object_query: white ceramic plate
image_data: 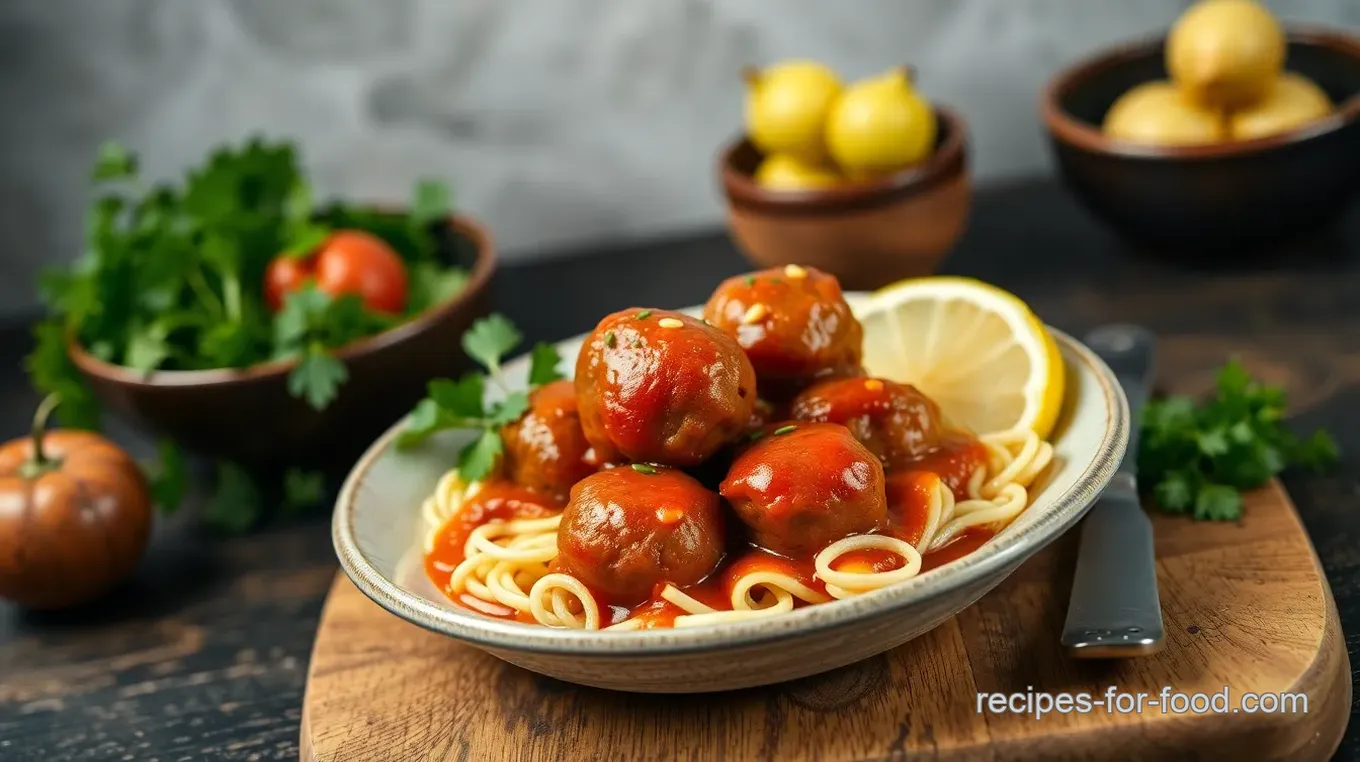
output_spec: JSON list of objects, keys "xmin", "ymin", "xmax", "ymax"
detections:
[{"xmin": 332, "ymin": 299, "xmax": 1128, "ymax": 692}]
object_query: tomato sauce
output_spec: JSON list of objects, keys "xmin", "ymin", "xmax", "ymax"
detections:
[
  {"xmin": 922, "ymin": 530, "xmax": 994, "ymax": 572},
  {"xmin": 900, "ymin": 433, "xmax": 988, "ymax": 496},
  {"xmin": 425, "ymin": 431, "xmax": 1004, "ymax": 628},
  {"xmin": 424, "ymin": 481, "xmax": 561, "ymax": 621}
]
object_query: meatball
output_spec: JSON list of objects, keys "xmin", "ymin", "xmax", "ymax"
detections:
[
  {"xmin": 703, "ymin": 265, "xmax": 863, "ymax": 399},
  {"xmin": 720, "ymin": 422, "xmax": 886, "ymax": 556},
  {"xmin": 575, "ymin": 308, "xmax": 757, "ymax": 466},
  {"xmin": 790, "ymin": 377, "xmax": 950, "ymax": 469},
  {"xmin": 500, "ymin": 380, "xmax": 596, "ymax": 502},
  {"xmin": 556, "ymin": 466, "xmax": 726, "ymax": 603}
]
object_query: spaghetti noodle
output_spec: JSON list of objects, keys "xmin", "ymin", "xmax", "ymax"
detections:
[{"xmin": 421, "ymin": 425, "xmax": 1053, "ymax": 631}]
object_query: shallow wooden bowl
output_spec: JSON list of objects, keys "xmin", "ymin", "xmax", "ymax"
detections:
[
  {"xmin": 1042, "ymin": 29, "xmax": 1360, "ymax": 256},
  {"xmin": 718, "ymin": 108, "xmax": 971, "ymax": 291},
  {"xmin": 331, "ymin": 297, "xmax": 1128, "ymax": 693},
  {"xmin": 69, "ymin": 215, "xmax": 496, "ymax": 467}
]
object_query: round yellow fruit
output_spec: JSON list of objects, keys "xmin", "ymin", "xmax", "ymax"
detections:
[
  {"xmin": 744, "ymin": 60, "xmax": 843, "ymax": 161},
  {"xmin": 1229, "ymin": 72, "xmax": 1334, "ymax": 140},
  {"xmin": 825, "ymin": 67, "xmax": 937, "ymax": 176},
  {"xmin": 753, "ymin": 154, "xmax": 842, "ymax": 191},
  {"xmin": 1166, "ymin": 0, "xmax": 1285, "ymax": 108},
  {"xmin": 1103, "ymin": 81, "xmax": 1227, "ymax": 145},
  {"xmin": 859, "ymin": 277, "xmax": 1065, "ymax": 438}
]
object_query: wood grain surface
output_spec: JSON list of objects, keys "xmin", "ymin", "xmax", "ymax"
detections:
[
  {"xmin": 301, "ymin": 481, "xmax": 1350, "ymax": 762},
  {"xmin": 2, "ymin": 180, "xmax": 1358, "ymax": 760}
]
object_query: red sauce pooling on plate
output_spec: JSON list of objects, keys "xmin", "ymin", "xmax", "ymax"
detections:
[
  {"xmin": 922, "ymin": 530, "xmax": 994, "ymax": 572},
  {"xmin": 424, "ymin": 435, "xmax": 1000, "ymax": 626},
  {"xmin": 424, "ymin": 481, "xmax": 561, "ymax": 620}
]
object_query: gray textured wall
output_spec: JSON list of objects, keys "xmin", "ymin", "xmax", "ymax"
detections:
[{"xmin": 2, "ymin": 0, "xmax": 1356, "ymax": 317}]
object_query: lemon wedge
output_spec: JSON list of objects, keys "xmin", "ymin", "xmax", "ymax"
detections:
[{"xmin": 856, "ymin": 277, "xmax": 1065, "ymax": 437}]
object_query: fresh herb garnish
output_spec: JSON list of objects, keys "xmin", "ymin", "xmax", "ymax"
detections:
[
  {"xmin": 1139, "ymin": 360, "xmax": 1338, "ymax": 521},
  {"xmin": 773, "ymin": 425, "xmax": 797, "ymax": 436},
  {"xmin": 274, "ymin": 285, "xmax": 389, "ymax": 409},
  {"xmin": 635, "ymin": 310, "xmax": 652, "ymax": 320},
  {"xmin": 146, "ymin": 438, "xmax": 187, "ymax": 513},
  {"xmin": 744, "ymin": 276, "xmax": 756, "ymax": 287},
  {"xmin": 398, "ymin": 314, "xmax": 562, "ymax": 482},
  {"xmin": 282, "ymin": 468, "xmax": 327, "ymax": 515},
  {"xmin": 26, "ymin": 137, "xmax": 467, "ymax": 524},
  {"xmin": 204, "ymin": 462, "xmax": 262, "ymax": 533},
  {"xmin": 631, "ymin": 463, "xmax": 658, "ymax": 475},
  {"xmin": 604, "ymin": 331, "xmax": 616, "ymax": 348}
]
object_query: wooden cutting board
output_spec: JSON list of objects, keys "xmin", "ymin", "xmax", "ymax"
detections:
[{"xmin": 300, "ymin": 481, "xmax": 1349, "ymax": 761}]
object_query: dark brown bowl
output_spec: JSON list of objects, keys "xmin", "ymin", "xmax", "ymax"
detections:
[
  {"xmin": 69, "ymin": 215, "xmax": 496, "ymax": 467},
  {"xmin": 1042, "ymin": 29, "xmax": 1360, "ymax": 255},
  {"xmin": 719, "ymin": 106, "xmax": 970, "ymax": 290}
]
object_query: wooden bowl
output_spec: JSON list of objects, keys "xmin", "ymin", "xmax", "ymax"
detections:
[
  {"xmin": 719, "ymin": 107, "xmax": 970, "ymax": 291},
  {"xmin": 331, "ymin": 297, "xmax": 1128, "ymax": 693},
  {"xmin": 1042, "ymin": 29, "xmax": 1360, "ymax": 255},
  {"xmin": 69, "ymin": 215, "xmax": 496, "ymax": 467}
]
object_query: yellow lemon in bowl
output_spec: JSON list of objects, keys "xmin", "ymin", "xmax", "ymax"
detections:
[
  {"xmin": 825, "ymin": 67, "xmax": 937, "ymax": 176},
  {"xmin": 752, "ymin": 154, "xmax": 842, "ymax": 191},
  {"xmin": 744, "ymin": 61, "xmax": 843, "ymax": 162}
]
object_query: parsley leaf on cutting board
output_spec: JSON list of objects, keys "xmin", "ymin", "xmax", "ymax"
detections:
[{"xmin": 1139, "ymin": 360, "xmax": 1338, "ymax": 521}]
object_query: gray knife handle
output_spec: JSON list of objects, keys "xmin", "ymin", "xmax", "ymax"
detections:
[
  {"xmin": 1061, "ymin": 486, "xmax": 1165, "ymax": 656},
  {"xmin": 1062, "ymin": 325, "xmax": 1165, "ymax": 658}
]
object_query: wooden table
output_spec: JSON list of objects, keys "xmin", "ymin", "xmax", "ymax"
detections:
[{"xmin": 1, "ymin": 178, "xmax": 1357, "ymax": 761}]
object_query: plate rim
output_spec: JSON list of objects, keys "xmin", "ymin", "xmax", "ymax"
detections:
[{"xmin": 332, "ymin": 322, "xmax": 1128, "ymax": 657}]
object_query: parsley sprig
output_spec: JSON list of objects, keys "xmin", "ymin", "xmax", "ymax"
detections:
[
  {"xmin": 1139, "ymin": 360, "xmax": 1338, "ymax": 521},
  {"xmin": 398, "ymin": 314, "xmax": 564, "ymax": 482},
  {"xmin": 25, "ymin": 137, "xmax": 469, "ymax": 527}
]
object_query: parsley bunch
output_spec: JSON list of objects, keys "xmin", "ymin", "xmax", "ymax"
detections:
[
  {"xmin": 25, "ymin": 137, "xmax": 469, "ymax": 527},
  {"xmin": 398, "ymin": 314, "xmax": 564, "ymax": 482},
  {"xmin": 1139, "ymin": 360, "xmax": 1338, "ymax": 521}
]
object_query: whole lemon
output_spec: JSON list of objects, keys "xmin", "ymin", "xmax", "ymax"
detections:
[
  {"xmin": 1103, "ymin": 81, "xmax": 1227, "ymax": 145},
  {"xmin": 744, "ymin": 61, "xmax": 843, "ymax": 161},
  {"xmin": 825, "ymin": 67, "xmax": 937, "ymax": 176},
  {"xmin": 1229, "ymin": 72, "xmax": 1333, "ymax": 140},
  {"xmin": 753, "ymin": 154, "xmax": 842, "ymax": 191},
  {"xmin": 1167, "ymin": 0, "xmax": 1285, "ymax": 108}
]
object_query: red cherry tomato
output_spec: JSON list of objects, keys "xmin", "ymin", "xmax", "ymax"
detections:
[
  {"xmin": 263, "ymin": 230, "xmax": 409, "ymax": 314},
  {"xmin": 314, "ymin": 231, "xmax": 408, "ymax": 315},
  {"xmin": 264, "ymin": 255, "xmax": 315, "ymax": 312}
]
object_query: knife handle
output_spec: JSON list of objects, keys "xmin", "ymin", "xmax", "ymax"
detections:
[{"xmin": 1061, "ymin": 481, "xmax": 1165, "ymax": 657}]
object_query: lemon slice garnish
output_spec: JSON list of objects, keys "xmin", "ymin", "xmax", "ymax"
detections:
[{"xmin": 856, "ymin": 277, "xmax": 1065, "ymax": 438}]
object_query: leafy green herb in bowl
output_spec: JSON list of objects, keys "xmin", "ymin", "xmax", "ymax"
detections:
[
  {"xmin": 26, "ymin": 137, "xmax": 497, "ymax": 527},
  {"xmin": 1139, "ymin": 360, "xmax": 1337, "ymax": 521}
]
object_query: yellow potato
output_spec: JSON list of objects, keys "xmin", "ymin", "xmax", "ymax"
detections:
[
  {"xmin": 1166, "ymin": 0, "xmax": 1285, "ymax": 108},
  {"xmin": 1230, "ymin": 73, "xmax": 1334, "ymax": 141},
  {"xmin": 1103, "ymin": 81, "xmax": 1227, "ymax": 145}
]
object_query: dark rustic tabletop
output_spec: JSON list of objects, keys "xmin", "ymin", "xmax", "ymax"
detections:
[{"xmin": 1, "ymin": 178, "xmax": 1358, "ymax": 761}]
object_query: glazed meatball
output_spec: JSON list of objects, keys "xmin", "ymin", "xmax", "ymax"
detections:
[
  {"xmin": 703, "ymin": 266, "xmax": 863, "ymax": 399},
  {"xmin": 790, "ymin": 377, "xmax": 950, "ymax": 469},
  {"xmin": 500, "ymin": 380, "xmax": 596, "ymax": 502},
  {"xmin": 720, "ymin": 422, "xmax": 887, "ymax": 556},
  {"xmin": 575, "ymin": 308, "xmax": 757, "ymax": 466},
  {"xmin": 556, "ymin": 466, "xmax": 726, "ymax": 603}
]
